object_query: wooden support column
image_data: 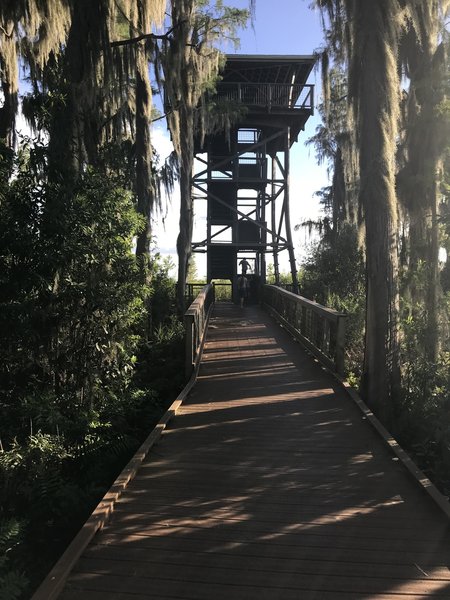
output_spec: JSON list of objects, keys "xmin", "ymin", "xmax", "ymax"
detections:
[
  {"xmin": 284, "ymin": 127, "xmax": 299, "ymax": 294},
  {"xmin": 259, "ymin": 169, "xmax": 266, "ymax": 282}
]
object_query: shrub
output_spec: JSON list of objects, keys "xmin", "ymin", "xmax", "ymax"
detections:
[{"xmin": 300, "ymin": 224, "xmax": 366, "ymax": 378}]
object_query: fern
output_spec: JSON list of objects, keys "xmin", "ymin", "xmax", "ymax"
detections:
[
  {"xmin": 0, "ymin": 519, "xmax": 28, "ymax": 600},
  {"xmin": 0, "ymin": 520, "xmax": 21, "ymax": 554},
  {"xmin": 0, "ymin": 571, "xmax": 27, "ymax": 600},
  {"xmin": 33, "ymin": 469, "xmax": 62, "ymax": 504}
]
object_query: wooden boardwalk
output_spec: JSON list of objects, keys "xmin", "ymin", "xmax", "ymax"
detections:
[{"xmin": 59, "ymin": 303, "xmax": 450, "ymax": 599}]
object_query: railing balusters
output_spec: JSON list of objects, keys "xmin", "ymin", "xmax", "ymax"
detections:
[
  {"xmin": 263, "ymin": 285, "xmax": 347, "ymax": 375},
  {"xmin": 216, "ymin": 83, "xmax": 314, "ymax": 111}
]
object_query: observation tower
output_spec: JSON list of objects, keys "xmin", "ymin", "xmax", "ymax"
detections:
[{"xmin": 192, "ymin": 54, "xmax": 315, "ymax": 295}]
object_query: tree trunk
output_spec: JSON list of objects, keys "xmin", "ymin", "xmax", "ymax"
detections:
[
  {"xmin": 47, "ymin": 0, "xmax": 109, "ymax": 174},
  {"xmin": 426, "ymin": 178, "xmax": 440, "ymax": 361},
  {"xmin": 168, "ymin": 1, "xmax": 196, "ymax": 315},
  {"xmin": 354, "ymin": 1, "xmax": 401, "ymax": 421},
  {"xmin": 331, "ymin": 147, "xmax": 345, "ymax": 238},
  {"xmin": 0, "ymin": 24, "xmax": 18, "ymax": 148},
  {"xmin": 176, "ymin": 114, "xmax": 194, "ymax": 314},
  {"xmin": 135, "ymin": 40, "xmax": 154, "ymax": 261},
  {"xmin": 0, "ymin": 33, "xmax": 18, "ymax": 147}
]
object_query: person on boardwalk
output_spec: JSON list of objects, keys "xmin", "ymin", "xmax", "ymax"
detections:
[{"xmin": 237, "ymin": 274, "xmax": 249, "ymax": 308}]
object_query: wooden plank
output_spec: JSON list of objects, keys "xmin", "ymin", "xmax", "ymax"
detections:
[
  {"xmin": 104, "ymin": 508, "xmax": 448, "ymax": 541},
  {"xmin": 89, "ymin": 531, "xmax": 450, "ymax": 566},
  {"xmin": 61, "ymin": 572, "xmax": 450, "ymax": 599},
  {"xmin": 59, "ymin": 588, "xmax": 450, "ymax": 600},
  {"xmin": 129, "ymin": 459, "xmax": 421, "ymax": 486},
  {"xmin": 70, "ymin": 559, "xmax": 450, "ymax": 595},
  {"xmin": 113, "ymin": 494, "xmax": 441, "ymax": 524},
  {"xmin": 81, "ymin": 546, "xmax": 450, "ymax": 581},
  {"xmin": 90, "ymin": 523, "xmax": 450, "ymax": 556},
  {"xmin": 121, "ymin": 480, "xmax": 437, "ymax": 509},
  {"xmin": 113, "ymin": 498, "xmax": 445, "ymax": 529},
  {"xmin": 73, "ymin": 558, "xmax": 450, "ymax": 594}
]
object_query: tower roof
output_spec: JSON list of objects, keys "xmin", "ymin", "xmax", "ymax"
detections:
[{"xmin": 222, "ymin": 54, "xmax": 315, "ymax": 87}]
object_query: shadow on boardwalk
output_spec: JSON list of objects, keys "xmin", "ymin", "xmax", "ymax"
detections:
[{"xmin": 61, "ymin": 303, "xmax": 450, "ymax": 599}]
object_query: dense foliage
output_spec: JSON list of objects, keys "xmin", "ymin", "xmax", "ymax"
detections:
[
  {"xmin": 0, "ymin": 140, "xmax": 184, "ymax": 597},
  {"xmin": 0, "ymin": 143, "xmax": 146, "ymax": 432}
]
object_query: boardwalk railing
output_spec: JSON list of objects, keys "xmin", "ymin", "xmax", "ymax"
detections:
[
  {"xmin": 185, "ymin": 282, "xmax": 207, "ymax": 305},
  {"xmin": 184, "ymin": 284, "xmax": 215, "ymax": 377},
  {"xmin": 262, "ymin": 284, "xmax": 347, "ymax": 375},
  {"xmin": 185, "ymin": 281, "xmax": 232, "ymax": 304}
]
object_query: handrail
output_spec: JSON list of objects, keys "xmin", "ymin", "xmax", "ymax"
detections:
[
  {"xmin": 262, "ymin": 284, "xmax": 347, "ymax": 375},
  {"xmin": 216, "ymin": 82, "xmax": 314, "ymax": 111},
  {"xmin": 184, "ymin": 283, "xmax": 215, "ymax": 377},
  {"xmin": 185, "ymin": 282, "xmax": 207, "ymax": 305}
]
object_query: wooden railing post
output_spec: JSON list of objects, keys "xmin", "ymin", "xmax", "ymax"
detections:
[{"xmin": 335, "ymin": 315, "xmax": 346, "ymax": 376}]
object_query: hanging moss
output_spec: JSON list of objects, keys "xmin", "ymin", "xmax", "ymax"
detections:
[{"xmin": 160, "ymin": 1, "xmax": 249, "ymax": 311}]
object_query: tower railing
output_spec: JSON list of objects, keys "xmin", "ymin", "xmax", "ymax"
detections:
[{"xmin": 216, "ymin": 83, "xmax": 314, "ymax": 111}]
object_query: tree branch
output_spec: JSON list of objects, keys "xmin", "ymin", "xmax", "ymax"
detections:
[
  {"xmin": 111, "ymin": 32, "xmax": 163, "ymax": 47},
  {"xmin": 110, "ymin": 23, "xmax": 185, "ymax": 48}
]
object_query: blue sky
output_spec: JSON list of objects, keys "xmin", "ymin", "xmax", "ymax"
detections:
[
  {"xmin": 152, "ymin": 0, "xmax": 328, "ymax": 276},
  {"xmin": 229, "ymin": 0, "xmax": 324, "ymax": 56}
]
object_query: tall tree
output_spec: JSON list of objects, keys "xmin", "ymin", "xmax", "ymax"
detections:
[
  {"xmin": 313, "ymin": 0, "xmax": 449, "ymax": 417},
  {"xmin": 350, "ymin": 1, "xmax": 402, "ymax": 419},
  {"xmin": 160, "ymin": 0, "xmax": 249, "ymax": 313},
  {"xmin": 397, "ymin": 0, "xmax": 449, "ymax": 361},
  {"xmin": 313, "ymin": 0, "xmax": 406, "ymax": 417}
]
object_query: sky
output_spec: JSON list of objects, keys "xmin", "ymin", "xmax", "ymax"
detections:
[{"xmin": 153, "ymin": 0, "xmax": 328, "ymax": 278}]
